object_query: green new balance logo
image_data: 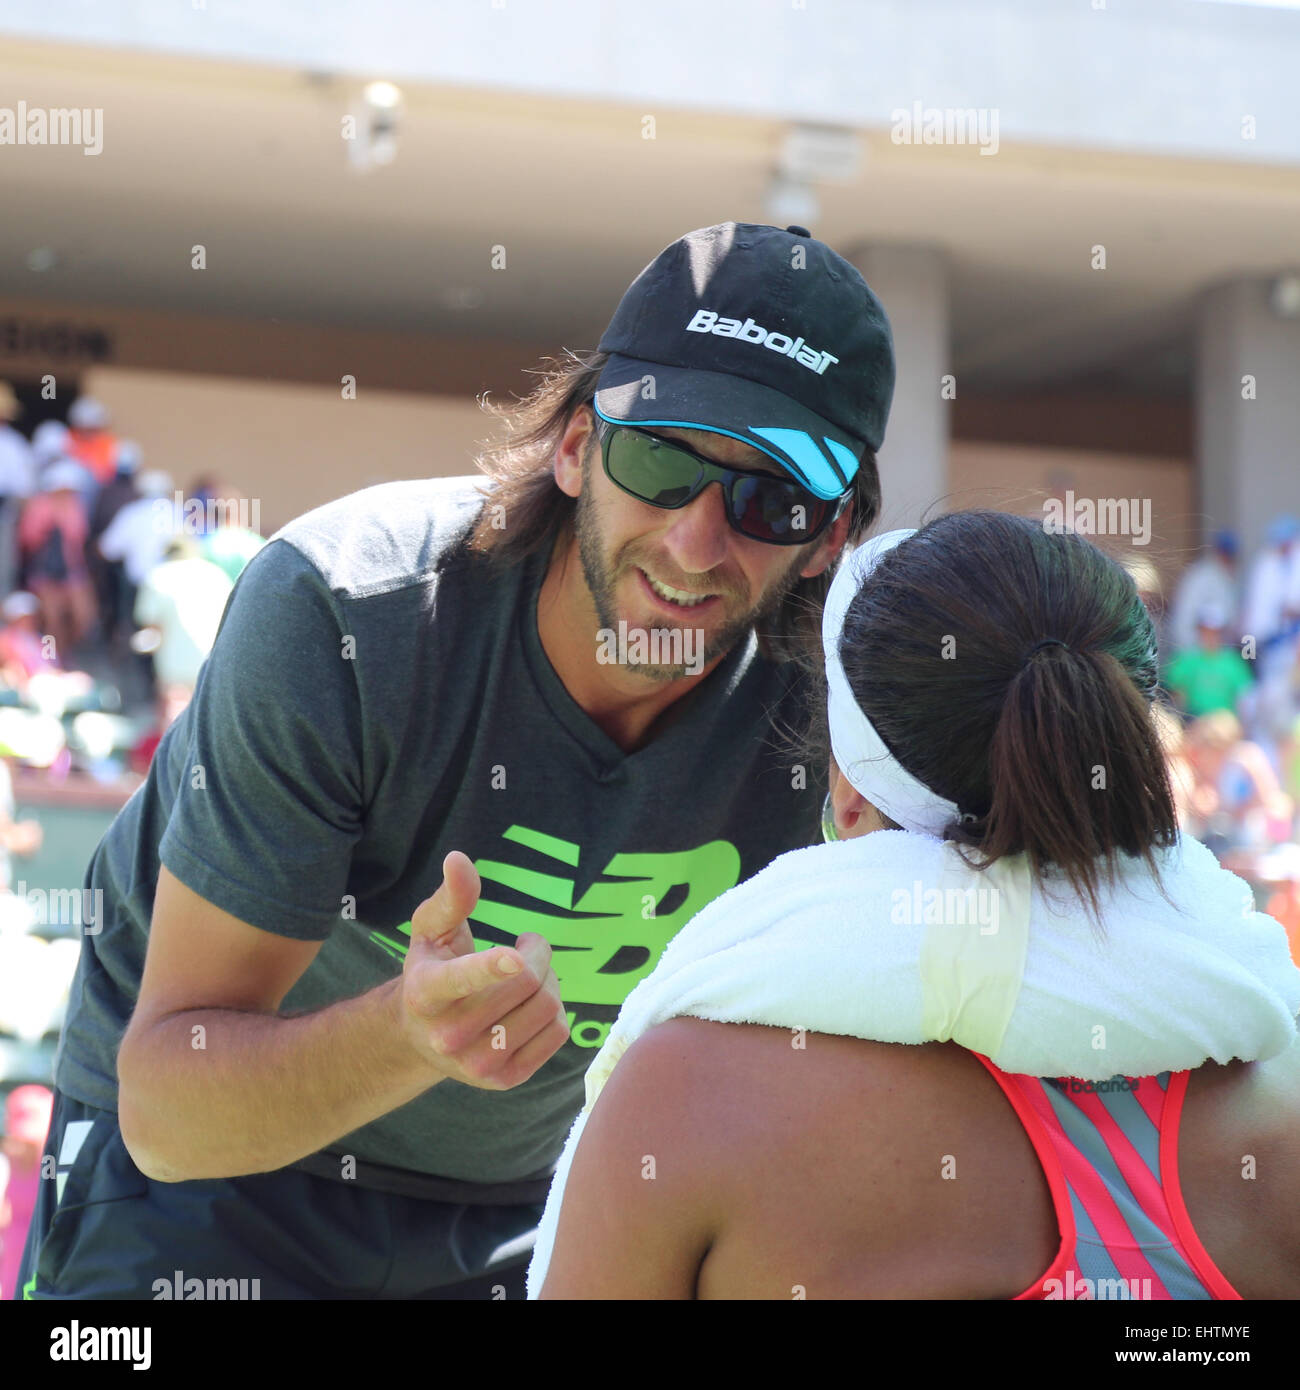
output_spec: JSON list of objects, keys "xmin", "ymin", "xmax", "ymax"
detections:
[{"xmin": 369, "ymin": 824, "xmax": 741, "ymax": 1047}]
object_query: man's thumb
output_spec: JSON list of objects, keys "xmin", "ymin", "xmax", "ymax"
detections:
[{"xmin": 409, "ymin": 851, "xmax": 481, "ymax": 960}]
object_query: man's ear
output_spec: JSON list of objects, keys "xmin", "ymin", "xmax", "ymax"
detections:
[
  {"xmin": 554, "ymin": 406, "xmax": 595, "ymax": 500},
  {"xmin": 799, "ymin": 498, "xmax": 854, "ymax": 580}
]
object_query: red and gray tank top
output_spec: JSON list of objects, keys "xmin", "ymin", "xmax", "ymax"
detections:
[{"xmin": 972, "ymin": 1055, "xmax": 1240, "ymax": 1300}]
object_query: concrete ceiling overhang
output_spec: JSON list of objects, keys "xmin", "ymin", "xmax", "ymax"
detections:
[{"xmin": 4, "ymin": 37, "xmax": 1300, "ymax": 395}]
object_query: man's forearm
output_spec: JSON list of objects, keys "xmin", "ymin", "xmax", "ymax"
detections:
[{"xmin": 117, "ymin": 977, "xmax": 441, "ymax": 1181}]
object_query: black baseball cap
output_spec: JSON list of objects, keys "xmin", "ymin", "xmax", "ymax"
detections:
[{"xmin": 594, "ymin": 222, "xmax": 895, "ymax": 501}]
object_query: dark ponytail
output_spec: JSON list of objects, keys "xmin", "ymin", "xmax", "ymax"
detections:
[{"xmin": 834, "ymin": 511, "xmax": 1180, "ymax": 928}]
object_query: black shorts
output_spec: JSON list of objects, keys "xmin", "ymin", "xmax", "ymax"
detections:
[{"xmin": 15, "ymin": 1087, "xmax": 542, "ymax": 1300}]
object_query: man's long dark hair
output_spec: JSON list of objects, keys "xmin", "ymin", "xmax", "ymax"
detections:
[{"xmin": 466, "ymin": 348, "xmax": 882, "ymax": 664}]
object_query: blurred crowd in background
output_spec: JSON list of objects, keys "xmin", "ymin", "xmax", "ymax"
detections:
[
  {"xmin": 1134, "ymin": 519, "xmax": 1300, "ymax": 963},
  {"xmin": 0, "ymin": 379, "xmax": 266, "ymax": 1290},
  {"xmin": 0, "ymin": 380, "xmax": 264, "ymax": 788}
]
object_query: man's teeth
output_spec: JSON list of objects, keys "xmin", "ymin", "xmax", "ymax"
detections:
[{"xmin": 645, "ymin": 572, "xmax": 711, "ymax": 607}]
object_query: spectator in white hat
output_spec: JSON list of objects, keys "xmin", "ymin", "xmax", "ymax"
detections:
[
  {"xmin": 29, "ymin": 420, "xmax": 69, "ymax": 472},
  {"xmin": 66, "ymin": 398, "xmax": 107, "ymax": 430},
  {"xmin": 1169, "ymin": 531, "xmax": 1239, "ymax": 655},
  {"xmin": 97, "ymin": 470, "xmax": 178, "ymax": 589}
]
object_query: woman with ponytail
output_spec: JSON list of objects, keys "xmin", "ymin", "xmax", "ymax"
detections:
[{"xmin": 527, "ymin": 512, "xmax": 1300, "ymax": 1300}]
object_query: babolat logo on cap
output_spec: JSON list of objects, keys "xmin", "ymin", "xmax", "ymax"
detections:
[{"xmin": 685, "ymin": 309, "xmax": 839, "ymax": 375}]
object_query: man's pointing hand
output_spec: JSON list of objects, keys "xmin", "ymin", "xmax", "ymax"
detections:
[{"xmin": 399, "ymin": 851, "xmax": 569, "ymax": 1089}]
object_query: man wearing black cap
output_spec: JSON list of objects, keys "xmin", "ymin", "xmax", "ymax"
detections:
[{"xmin": 18, "ymin": 223, "xmax": 895, "ymax": 1301}]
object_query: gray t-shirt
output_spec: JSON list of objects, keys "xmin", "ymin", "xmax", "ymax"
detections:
[{"xmin": 55, "ymin": 475, "xmax": 825, "ymax": 1191}]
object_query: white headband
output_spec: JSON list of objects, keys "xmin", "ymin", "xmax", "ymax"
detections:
[{"xmin": 822, "ymin": 528, "xmax": 962, "ymax": 837}]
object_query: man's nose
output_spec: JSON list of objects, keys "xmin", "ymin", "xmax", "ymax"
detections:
[{"xmin": 659, "ymin": 480, "xmax": 733, "ymax": 574}]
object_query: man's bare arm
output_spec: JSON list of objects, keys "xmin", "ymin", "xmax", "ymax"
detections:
[{"xmin": 118, "ymin": 856, "xmax": 570, "ymax": 1182}]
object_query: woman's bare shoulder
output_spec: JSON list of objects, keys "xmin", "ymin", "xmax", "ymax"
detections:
[{"xmin": 635, "ymin": 1019, "xmax": 1002, "ymax": 1161}]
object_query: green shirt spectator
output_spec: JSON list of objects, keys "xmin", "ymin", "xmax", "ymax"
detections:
[
  {"xmin": 1164, "ymin": 644, "xmax": 1254, "ymax": 717},
  {"xmin": 1164, "ymin": 603, "xmax": 1254, "ymax": 718}
]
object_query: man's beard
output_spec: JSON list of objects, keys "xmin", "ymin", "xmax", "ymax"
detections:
[{"xmin": 572, "ymin": 462, "xmax": 808, "ymax": 683}]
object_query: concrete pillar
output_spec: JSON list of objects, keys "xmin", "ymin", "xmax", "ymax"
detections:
[
  {"xmin": 843, "ymin": 244, "xmax": 950, "ymax": 529},
  {"xmin": 1196, "ymin": 278, "xmax": 1300, "ymax": 558}
]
